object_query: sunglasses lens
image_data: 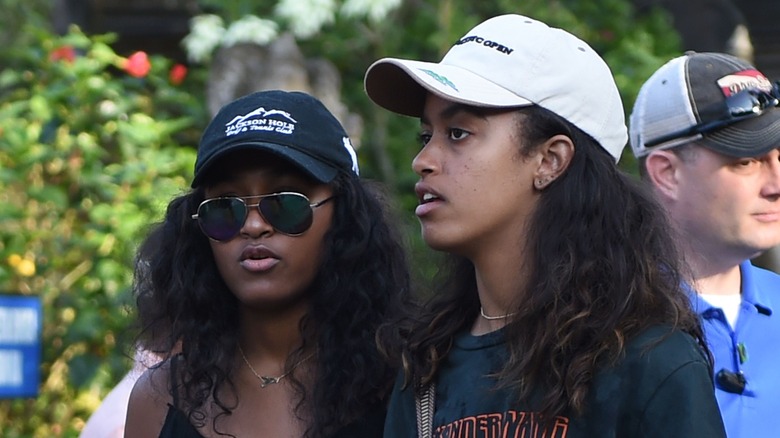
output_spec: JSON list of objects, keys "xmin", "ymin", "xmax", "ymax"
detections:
[
  {"xmin": 727, "ymin": 91, "xmax": 762, "ymax": 117},
  {"xmin": 197, "ymin": 198, "xmax": 247, "ymax": 241},
  {"xmin": 645, "ymin": 84, "xmax": 780, "ymax": 149},
  {"xmin": 259, "ymin": 194, "xmax": 313, "ymax": 235}
]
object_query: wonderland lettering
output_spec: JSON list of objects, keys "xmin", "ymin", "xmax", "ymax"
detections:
[{"xmin": 434, "ymin": 411, "xmax": 569, "ymax": 438}]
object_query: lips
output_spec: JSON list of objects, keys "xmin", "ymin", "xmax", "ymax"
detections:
[
  {"xmin": 240, "ymin": 245, "xmax": 280, "ymax": 272},
  {"xmin": 414, "ymin": 183, "xmax": 444, "ymax": 217},
  {"xmin": 415, "ymin": 183, "xmax": 443, "ymax": 204},
  {"xmin": 753, "ymin": 211, "xmax": 780, "ymax": 222},
  {"xmin": 421, "ymin": 192, "xmax": 439, "ymax": 203}
]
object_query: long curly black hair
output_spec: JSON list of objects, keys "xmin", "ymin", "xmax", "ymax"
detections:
[
  {"xmin": 385, "ymin": 105, "xmax": 706, "ymax": 422},
  {"xmin": 134, "ymin": 172, "xmax": 411, "ymax": 437}
]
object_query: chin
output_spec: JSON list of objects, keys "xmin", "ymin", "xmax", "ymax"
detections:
[
  {"xmin": 421, "ymin": 231, "xmax": 467, "ymax": 256},
  {"xmin": 748, "ymin": 233, "xmax": 780, "ymax": 253}
]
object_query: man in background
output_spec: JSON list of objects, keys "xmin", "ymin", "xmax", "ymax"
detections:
[{"xmin": 629, "ymin": 51, "xmax": 780, "ymax": 437}]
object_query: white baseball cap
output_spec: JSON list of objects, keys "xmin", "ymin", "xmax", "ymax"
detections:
[{"xmin": 363, "ymin": 14, "xmax": 628, "ymax": 161}]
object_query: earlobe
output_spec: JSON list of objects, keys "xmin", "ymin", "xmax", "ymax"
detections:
[{"xmin": 534, "ymin": 135, "xmax": 574, "ymax": 189}]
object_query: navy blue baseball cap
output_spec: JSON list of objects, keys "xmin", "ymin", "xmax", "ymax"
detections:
[{"xmin": 192, "ymin": 90, "xmax": 359, "ymax": 187}]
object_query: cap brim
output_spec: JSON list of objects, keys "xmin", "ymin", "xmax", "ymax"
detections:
[
  {"xmin": 702, "ymin": 107, "xmax": 780, "ymax": 157},
  {"xmin": 364, "ymin": 58, "xmax": 532, "ymax": 117},
  {"xmin": 191, "ymin": 141, "xmax": 337, "ymax": 188}
]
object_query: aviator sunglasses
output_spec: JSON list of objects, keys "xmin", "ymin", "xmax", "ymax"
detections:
[
  {"xmin": 645, "ymin": 83, "xmax": 780, "ymax": 148},
  {"xmin": 192, "ymin": 192, "xmax": 333, "ymax": 241}
]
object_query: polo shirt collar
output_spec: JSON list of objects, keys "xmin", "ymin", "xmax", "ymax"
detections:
[{"xmin": 687, "ymin": 261, "xmax": 773, "ymax": 317}]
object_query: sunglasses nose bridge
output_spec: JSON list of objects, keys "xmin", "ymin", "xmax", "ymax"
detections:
[{"xmin": 240, "ymin": 201, "xmax": 275, "ymax": 235}]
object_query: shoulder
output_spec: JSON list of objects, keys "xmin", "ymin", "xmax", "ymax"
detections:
[
  {"xmin": 745, "ymin": 262, "xmax": 780, "ymax": 287},
  {"xmin": 629, "ymin": 326, "xmax": 704, "ymax": 353},
  {"xmin": 125, "ymin": 359, "xmax": 174, "ymax": 438},
  {"xmin": 589, "ymin": 327, "xmax": 725, "ymax": 436},
  {"xmin": 616, "ymin": 327, "xmax": 725, "ymax": 436},
  {"xmin": 613, "ymin": 326, "xmax": 714, "ymax": 401},
  {"xmin": 740, "ymin": 262, "xmax": 780, "ymax": 310},
  {"xmin": 624, "ymin": 326, "xmax": 709, "ymax": 371},
  {"xmin": 746, "ymin": 261, "xmax": 780, "ymax": 278},
  {"xmin": 595, "ymin": 326, "xmax": 712, "ymax": 400}
]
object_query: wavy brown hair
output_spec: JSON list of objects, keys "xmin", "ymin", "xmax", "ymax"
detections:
[{"xmin": 384, "ymin": 105, "xmax": 707, "ymax": 422}]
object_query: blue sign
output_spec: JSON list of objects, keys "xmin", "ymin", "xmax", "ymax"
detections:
[{"xmin": 0, "ymin": 295, "xmax": 42, "ymax": 398}]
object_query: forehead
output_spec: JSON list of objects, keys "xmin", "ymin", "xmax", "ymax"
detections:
[
  {"xmin": 421, "ymin": 93, "xmax": 513, "ymax": 122},
  {"xmin": 675, "ymin": 144, "xmax": 764, "ymax": 170}
]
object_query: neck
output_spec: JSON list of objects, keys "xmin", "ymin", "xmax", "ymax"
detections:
[
  {"xmin": 470, "ymin": 247, "xmax": 529, "ymax": 335},
  {"xmin": 688, "ymin": 262, "xmax": 743, "ymax": 297},
  {"xmin": 239, "ymin": 302, "xmax": 307, "ymax": 361},
  {"xmin": 681, "ymin": 245, "xmax": 743, "ymax": 296}
]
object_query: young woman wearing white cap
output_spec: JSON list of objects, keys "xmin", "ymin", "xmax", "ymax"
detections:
[
  {"xmin": 365, "ymin": 14, "xmax": 726, "ymax": 437},
  {"xmin": 124, "ymin": 90, "xmax": 410, "ymax": 437}
]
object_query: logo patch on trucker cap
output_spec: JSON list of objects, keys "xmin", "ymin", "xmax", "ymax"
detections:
[
  {"xmin": 225, "ymin": 107, "xmax": 297, "ymax": 137},
  {"xmin": 717, "ymin": 70, "xmax": 772, "ymax": 97}
]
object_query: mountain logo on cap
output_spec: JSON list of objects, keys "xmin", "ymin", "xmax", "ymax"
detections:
[
  {"xmin": 224, "ymin": 107, "xmax": 297, "ymax": 137},
  {"xmin": 420, "ymin": 69, "xmax": 459, "ymax": 92}
]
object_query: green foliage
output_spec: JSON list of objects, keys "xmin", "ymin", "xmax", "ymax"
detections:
[
  {"xmin": 0, "ymin": 24, "xmax": 207, "ymax": 436},
  {"xmin": 0, "ymin": 0, "xmax": 51, "ymax": 51}
]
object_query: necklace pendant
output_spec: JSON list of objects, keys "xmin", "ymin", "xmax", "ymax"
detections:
[{"xmin": 259, "ymin": 375, "xmax": 280, "ymax": 388}]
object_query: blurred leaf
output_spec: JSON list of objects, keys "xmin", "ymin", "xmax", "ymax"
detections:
[{"xmin": 68, "ymin": 353, "xmax": 102, "ymax": 390}]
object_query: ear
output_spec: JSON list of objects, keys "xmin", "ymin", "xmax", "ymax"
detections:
[
  {"xmin": 533, "ymin": 134, "xmax": 574, "ymax": 190},
  {"xmin": 644, "ymin": 150, "xmax": 681, "ymax": 201}
]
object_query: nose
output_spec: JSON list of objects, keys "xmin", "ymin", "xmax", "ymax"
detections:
[
  {"xmin": 240, "ymin": 204, "xmax": 274, "ymax": 238},
  {"xmin": 412, "ymin": 142, "xmax": 439, "ymax": 177},
  {"xmin": 761, "ymin": 150, "xmax": 780, "ymax": 198}
]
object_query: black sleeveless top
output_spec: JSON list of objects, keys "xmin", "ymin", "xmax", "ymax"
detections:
[
  {"xmin": 157, "ymin": 356, "xmax": 386, "ymax": 437},
  {"xmin": 157, "ymin": 356, "xmax": 211, "ymax": 438}
]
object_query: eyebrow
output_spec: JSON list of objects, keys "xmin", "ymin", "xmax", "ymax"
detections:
[{"xmin": 421, "ymin": 102, "xmax": 491, "ymax": 125}]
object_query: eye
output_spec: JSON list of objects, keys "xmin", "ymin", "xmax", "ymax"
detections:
[
  {"xmin": 418, "ymin": 131, "xmax": 432, "ymax": 147},
  {"xmin": 730, "ymin": 158, "xmax": 761, "ymax": 173},
  {"xmin": 737, "ymin": 159, "xmax": 758, "ymax": 167},
  {"xmin": 448, "ymin": 128, "xmax": 470, "ymax": 141}
]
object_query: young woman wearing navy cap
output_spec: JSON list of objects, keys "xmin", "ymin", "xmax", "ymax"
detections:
[{"xmin": 125, "ymin": 90, "xmax": 410, "ymax": 437}]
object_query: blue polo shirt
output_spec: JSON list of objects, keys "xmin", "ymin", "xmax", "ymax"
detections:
[{"xmin": 688, "ymin": 261, "xmax": 780, "ymax": 438}]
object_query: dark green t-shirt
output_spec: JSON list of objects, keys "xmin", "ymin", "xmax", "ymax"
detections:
[{"xmin": 384, "ymin": 325, "xmax": 726, "ymax": 438}]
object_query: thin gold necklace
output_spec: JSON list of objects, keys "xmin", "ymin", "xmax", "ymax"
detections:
[
  {"xmin": 238, "ymin": 345, "xmax": 314, "ymax": 388},
  {"xmin": 480, "ymin": 307, "xmax": 516, "ymax": 320}
]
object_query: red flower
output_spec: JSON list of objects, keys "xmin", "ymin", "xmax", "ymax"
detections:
[
  {"xmin": 599, "ymin": 29, "xmax": 615, "ymax": 42},
  {"xmin": 169, "ymin": 64, "xmax": 188, "ymax": 85},
  {"xmin": 123, "ymin": 51, "xmax": 151, "ymax": 78},
  {"xmin": 50, "ymin": 46, "xmax": 76, "ymax": 63}
]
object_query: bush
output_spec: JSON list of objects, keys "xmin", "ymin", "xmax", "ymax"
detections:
[{"xmin": 0, "ymin": 25, "xmax": 207, "ymax": 437}]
